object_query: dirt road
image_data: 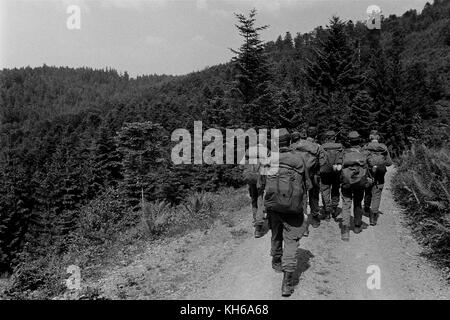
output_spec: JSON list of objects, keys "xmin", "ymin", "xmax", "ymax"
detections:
[{"xmin": 186, "ymin": 167, "xmax": 449, "ymax": 300}]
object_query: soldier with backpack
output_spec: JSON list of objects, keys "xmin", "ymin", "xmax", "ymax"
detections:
[
  {"xmin": 264, "ymin": 129, "xmax": 311, "ymax": 297},
  {"xmin": 290, "ymin": 127, "xmax": 321, "ymax": 235},
  {"xmin": 306, "ymin": 126, "xmax": 321, "ymax": 225},
  {"xmin": 362, "ymin": 131, "xmax": 393, "ymax": 226},
  {"xmin": 242, "ymin": 144, "xmax": 269, "ymax": 238},
  {"xmin": 340, "ymin": 131, "xmax": 373, "ymax": 241},
  {"xmin": 319, "ymin": 130, "xmax": 344, "ymax": 221}
]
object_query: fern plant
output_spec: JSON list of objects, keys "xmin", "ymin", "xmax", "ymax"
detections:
[{"xmin": 141, "ymin": 200, "xmax": 170, "ymax": 235}]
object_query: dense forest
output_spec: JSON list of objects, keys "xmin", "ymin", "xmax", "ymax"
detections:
[{"xmin": 0, "ymin": 0, "xmax": 449, "ymax": 298}]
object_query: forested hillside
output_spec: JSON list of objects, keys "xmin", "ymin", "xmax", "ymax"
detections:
[{"xmin": 1, "ymin": 0, "xmax": 449, "ymax": 298}]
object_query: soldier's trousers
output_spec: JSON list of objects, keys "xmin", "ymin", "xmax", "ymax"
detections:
[
  {"xmin": 364, "ymin": 183, "xmax": 384, "ymax": 214},
  {"xmin": 341, "ymin": 187, "xmax": 364, "ymax": 227},
  {"xmin": 309, "ymin": 175, "xmax": 320, "ymax": 215},
  {"xmin": 268, "ymin": 211, "xmax": 306, "ymax": 272},
  {"xmin": 320, "ymin": 172, "xmax": 340, "ymax": 213},
  {"xmin": 248, "ymin": 183, "xmax": 265, "ymax": 226}
]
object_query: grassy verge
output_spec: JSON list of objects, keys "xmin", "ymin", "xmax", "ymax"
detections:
[{"xmin": 392, "ymin": 144, "xmax": 450, "ymax": 274}]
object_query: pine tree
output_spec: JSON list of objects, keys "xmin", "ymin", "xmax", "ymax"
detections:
[
  {"xmin": 364, "ymin": 44, "xmax": 388, "ymax": 130},
  {"xmin": 403, "ymin": 62, "xmax": 436, "ymax": 120},
  {"xmin": 306, "ymin": 16, "xmax": 360, "ymax": 102},
  {"xmin": 202, "ymin": 97, "xmax": 234, "ymax": 129},
  {"xmin": 116, "ymin": 122, "xmax": 169, "ymax": 208},
  {"xmin": 0, "ymin": 157, "xmax": 33, "ymax": 271},
  {"xmin": 305, "ymin": 16, "xmax": 361, "ymax": 127},
  {"xmin": 273, "ymin": 88, "xmax": 305, "ymax": 129},
  {"xmin": 231, "ymin": 9, "xmax": 272, "ymax": 126},
  {"xmin": 347, "ymin": 90, "xmax": 374, "ymax": 138},
  {"xmin": 92, "ymin": 124, "xmax": 122, "ymax": 189},
  {"xmin": 275, "ymin": 35, "xmax": 284, "ymax": 50},
  {"xmin": 283, "ymin": 31, "xmax": 294, "ymax": 50},
  {"xmin": 294, "ymin": 32, "xmax": 304, "ymax": 49}
]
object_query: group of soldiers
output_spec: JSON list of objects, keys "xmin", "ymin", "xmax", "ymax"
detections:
[{"xmin": 244, "ymin": 126, "xmax": 392, "ymax": 297}]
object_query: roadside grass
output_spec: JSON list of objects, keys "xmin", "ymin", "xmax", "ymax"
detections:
[{"xmin": 392, "ymin": 144, "xmax": 450, "ymax": 276}]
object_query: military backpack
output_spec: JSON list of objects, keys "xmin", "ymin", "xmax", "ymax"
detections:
[
  {"xmin": 341, "ymin": 148, "xmax": 369, "ymax": 189},
  {"xmin": 264, "ymin": 150, "xmax": 310, "ymax": 215}
]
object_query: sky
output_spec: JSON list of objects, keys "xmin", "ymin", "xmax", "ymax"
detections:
[{"xmin": 0, "ymin": 0, "xmax": 431, "ymax": 77}]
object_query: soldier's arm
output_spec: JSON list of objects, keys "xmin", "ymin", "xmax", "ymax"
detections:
[
  {"xmin": 318, "ymin": 146, "xmax": 327, "ymax": 169},
  {"xmin": 302, "ymin": 157, "xmax": 313, "ymax": 191},
  {"xmin": 314, "ymin": 144, "xmax": 321, "ymax": 173}
]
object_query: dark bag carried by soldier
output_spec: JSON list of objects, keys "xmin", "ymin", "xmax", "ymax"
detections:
[
  {"xmin": 320, "ymin": 142, "xmax": 344, "ymax": 175},
  {"xmin": 291, "ymin": 139, "xmax": 320, "ymax": 173},
  {"xmin": 264, "ymin": 150, "xmax": 309, "ymax": 215},
  {"xmin": 364, "ymin": 142, "xmax": 389, "ymax": 175},
  {"xmin": 341, "ymin": 149, "xmax": 369, "ymax": 189}
]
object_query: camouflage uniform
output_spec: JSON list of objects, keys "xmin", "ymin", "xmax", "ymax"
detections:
[
  {"xmin": 248, "ymin": 183, "xmax": 265, "ymax": 227},
  {"xmin": 320, "ymin": 172, "xmax": 341, "ymax": 215},
  {"xmin": 290, "ymin": 137, "xmax": 321, "ymax": 232},
  {"xmin": 265, "ymin": 129, "xmax": 310, "ymax": 296},
  {"xmin": 362, "ymin": 137, "xmax": 393, "ymax": 223},
  {"xmin": 243, "ymin": 146, "xmax": 268, "ymax": 234},
  {"xmin": 269, "ymin": 204, "xmax": 306, "ymax": 272},
  {"xmin": 340, "ymin": 131, "xmax": 370, "ymax": 240},
  {"xmin": 267, "ymin": 146, "xmax": 307, "ymax": 272},
  {"xmin": 306, "ymin": 130, "xmax": 321, "ymax": 219},
  {"xmin": 341, "ymin": 173, "xmax": 365, "ymax": 228}
]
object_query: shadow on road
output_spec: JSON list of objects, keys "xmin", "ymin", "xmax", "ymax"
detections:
[
  {"xmin": 337, "ymin": 216, "xmax": 369, "ymax": 234},
  {"xmin": 292, "ymin": 248, "xmax": 314, "ymax": 287}
]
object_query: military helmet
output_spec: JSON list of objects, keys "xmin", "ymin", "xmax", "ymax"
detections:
[
  {"xmin": 348, "ymin": 131, "xmax": 361, "ymax": 145},
  {"xmin": 348, "ymin": 131, "xmax": 360, "ymax": 140},
  {"xmin": 324, "ymin": 130, "xmax": 336, "ymax": 139}
]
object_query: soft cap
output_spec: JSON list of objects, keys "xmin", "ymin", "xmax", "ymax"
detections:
[{"xmin": 348, "ymin": 131, "xmax": 360, "ymax": 139}]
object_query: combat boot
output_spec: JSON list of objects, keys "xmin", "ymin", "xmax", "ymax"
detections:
[
  {"xmin": 320, "ymin": 210, "xmax": 331, "ymax": 221},
  {"xmin": 254, "ymin": 224, "xmax": 263, "ymax": 238},
  {"xmin": 310, "ymin": 214, "xmax": 321, "ymax": 228},
  {"xmin": 354, "ymin": 224, "xmax": 362, "ymax": 234},
  {"xmin": 281, "ymin": 271, "xmax": 294, "ymax": 297},
  {"xmin": 303, "ymin": 228, "xmax": 309, "ymax": 237},
  {"xmin": 272, "ymin": 256, "xmax": 282, "ymax": 273},
  {"xmin": 341, "ymin": 226, "xmax": 350, "ymax": 241},
  {"xmin": 331, "ymin": 206, "xmax": 339, "ymax": 221},
  {"xmin": 370, "ymin": 211, "xmax": 378, "ymax": 226}
]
